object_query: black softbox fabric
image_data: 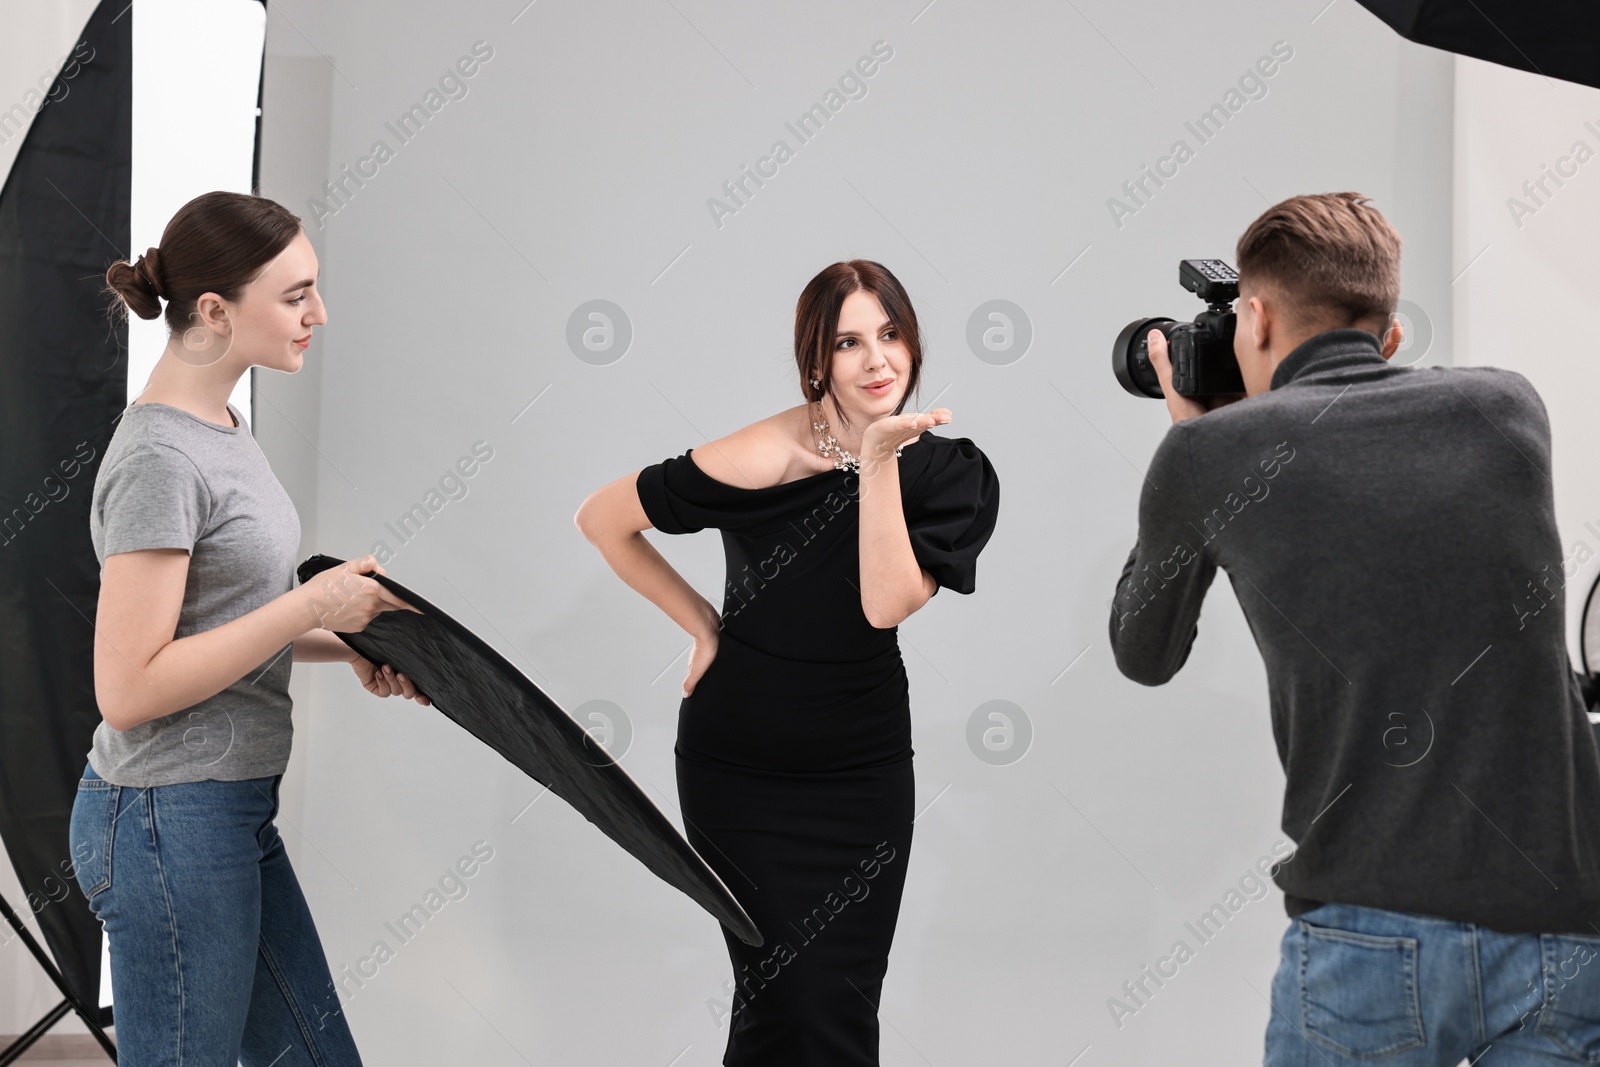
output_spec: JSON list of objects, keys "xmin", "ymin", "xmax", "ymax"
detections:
[
  {"xmin": 296, "ymin": 555, "xmax": 763, "ymax": 947},
  {"xmin": 0, "ymin": 0, "xmax": 131, "ymax": 1012},
  {"xmin": 1356, "ymin": 0, "xmax": 1600, "ymax": 89}
]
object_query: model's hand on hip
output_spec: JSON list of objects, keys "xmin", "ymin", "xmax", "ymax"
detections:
[{"xmin": 684, "ymin": 626, "xmax": 719, "ymax": 699}]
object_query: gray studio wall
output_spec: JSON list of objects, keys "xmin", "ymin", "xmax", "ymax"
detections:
[
  {"xmin": 253, "ymin": 2, "xmax": 1456, "ymax": 1063},
  {"xmin": 1453, "ymin": 57, "xmax": 1600, "ymax": 656}
]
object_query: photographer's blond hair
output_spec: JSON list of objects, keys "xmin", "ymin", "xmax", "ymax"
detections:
[{"xmin": 1235, "ymin": 192, "xmax": 1400, "ymax": 336}]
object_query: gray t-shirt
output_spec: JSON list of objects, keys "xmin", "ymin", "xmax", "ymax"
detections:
[{"xmin": 87, "ymin": 401, "xmax": 302, "ymax": 786}]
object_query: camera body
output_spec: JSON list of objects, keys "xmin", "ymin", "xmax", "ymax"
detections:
[{"xmin": 1114, "ymin": 259, "xmax": 1246, "ymax": 399}]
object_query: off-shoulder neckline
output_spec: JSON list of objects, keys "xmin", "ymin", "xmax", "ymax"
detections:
[
  {"xmin": 681, "ymin": 430, "xmax": 948, "ymax": 492},
  {"xmin": 685, "ymin": 447, "xmax": 845, "ymax": 491}
]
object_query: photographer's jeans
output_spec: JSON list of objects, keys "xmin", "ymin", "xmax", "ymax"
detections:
[
  {"xmin": 68, "ymin": 763, "xmax": 361, "ymax": 1066},
  {"xmin": 1266, "ymin": 902, "xmax": 1600, "ymax": 1065}
]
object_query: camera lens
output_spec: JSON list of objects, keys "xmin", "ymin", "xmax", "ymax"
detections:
[{"xmin": 1113, "ymin": 317, "xmax": 1176, "ymax": 399}]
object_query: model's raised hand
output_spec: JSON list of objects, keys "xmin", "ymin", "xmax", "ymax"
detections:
[{"xmin": 861, "ymin": 407, "xmax": 951, "ymax": 461}]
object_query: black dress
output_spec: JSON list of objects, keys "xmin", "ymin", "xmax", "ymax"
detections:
[{"xmin": 636, "ymin": 430, "xmax": 1000, "ymax": 1067}]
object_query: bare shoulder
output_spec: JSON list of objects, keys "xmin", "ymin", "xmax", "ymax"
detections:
[{"xmin": 691, "ymin": 406, "xmax": 823, "ymax": 489}]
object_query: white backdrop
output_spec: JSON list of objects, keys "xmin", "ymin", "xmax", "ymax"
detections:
[
  {"xmin": 127, "ymin": 0, "xmax": 265, "ymax": 417},
  {"xmin": 246, "ymin": 3, "xmax": 1470, "ymax": 1063},
  {"xmin": 248, "ymin": 2, "xmax": 1473, "ymax": 1064}
]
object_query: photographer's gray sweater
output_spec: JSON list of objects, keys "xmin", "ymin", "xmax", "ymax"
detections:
[{"xmin": 1110, "ymin": 328, "xmax": 1600, "ymax": 935}]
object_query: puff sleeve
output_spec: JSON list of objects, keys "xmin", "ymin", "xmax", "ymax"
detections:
[
  {"xmin": 636, "ymin": 450, "xmax": 744, "ymax": 535},
  {"xmin": 904, "ymin": 438, "xmax": 999, "ymax": 595}
]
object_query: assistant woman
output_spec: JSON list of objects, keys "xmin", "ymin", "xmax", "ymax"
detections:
[
  {"xmin": 71, "ymin": 191, "xmax": 429, "ymax": 1065},
  {"xmin": 575, "ymin": 259, "xmax": 1000, "ymax": 1066}
]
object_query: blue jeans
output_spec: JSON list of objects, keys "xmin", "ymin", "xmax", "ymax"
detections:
[
  {"xmin": 1266, "ymin": 902, "xmax": 1600, "ymax": 1065},
  {"xmin": 69, "ymin": 763, "xmax": 361, "ymax": 1066}
]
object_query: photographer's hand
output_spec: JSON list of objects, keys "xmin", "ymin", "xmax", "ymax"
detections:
[{"xmin": 1146, "ymin": 329, "xmax": 1244, "ymax": 424}]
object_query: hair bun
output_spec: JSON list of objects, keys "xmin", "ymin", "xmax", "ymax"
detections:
[
  {"xmin": 134, "ymin": 246, "xmax": 166, "ymax": 299},
  {"xmin": 105, "ymin": 246, "xmax": 164, "ymax": 320}
]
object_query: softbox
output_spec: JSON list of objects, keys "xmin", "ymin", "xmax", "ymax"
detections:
[
  {"xmin": 0, "ymin": 0, "xmax": 131, "ymax": 1035},
  {"xmin": 1355, "ymin": 0, "xmax": 1600, "ymax": 89}
]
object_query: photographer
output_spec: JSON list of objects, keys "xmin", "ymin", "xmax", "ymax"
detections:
[{"xmin": 1109, "ymin": 192, "xmax": 1600, "ymax": 1063}]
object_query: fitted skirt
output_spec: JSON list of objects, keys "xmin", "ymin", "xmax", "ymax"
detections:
[
  {"xmin": 675, "ymin": 631, "xmax": 915, "ymax": 1066},
  {"xmin": 678, "ymin": 751, "xmax": 913, "ymax": 1067}
]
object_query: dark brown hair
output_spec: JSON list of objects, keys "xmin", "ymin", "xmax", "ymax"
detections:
[
  {"xmin": 794, "ymin": 260, "xmax": 923, "ymax": 432},
  {"xmin": 1235, "ymin": 192, "xmax": 1401, "ymax": 336},
  {"xmin": 104, "ymin": 191, "xmax": 303, "ymax": 332}
]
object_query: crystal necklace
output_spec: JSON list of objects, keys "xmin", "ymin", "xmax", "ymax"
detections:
[{"xmin": 811, "ymin": 401, "xmax": 903, "ymax": 472}]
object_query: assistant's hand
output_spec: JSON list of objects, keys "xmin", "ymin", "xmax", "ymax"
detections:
[
  {"xmin": 1146, "ymin": 329, "xmax": 1244, "ymax": 424},
  {"xmin": 349, "ymin": 653, "xmax": 431, "ymax": 705},
  {"xmin": 299, "ymin": 555, "xmax": 423, "ymax": 633}
]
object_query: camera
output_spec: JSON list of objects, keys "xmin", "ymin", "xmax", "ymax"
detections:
[{"xmin": 1114, "ymin": 259, "xmax": 1246, "ymax": 399}]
